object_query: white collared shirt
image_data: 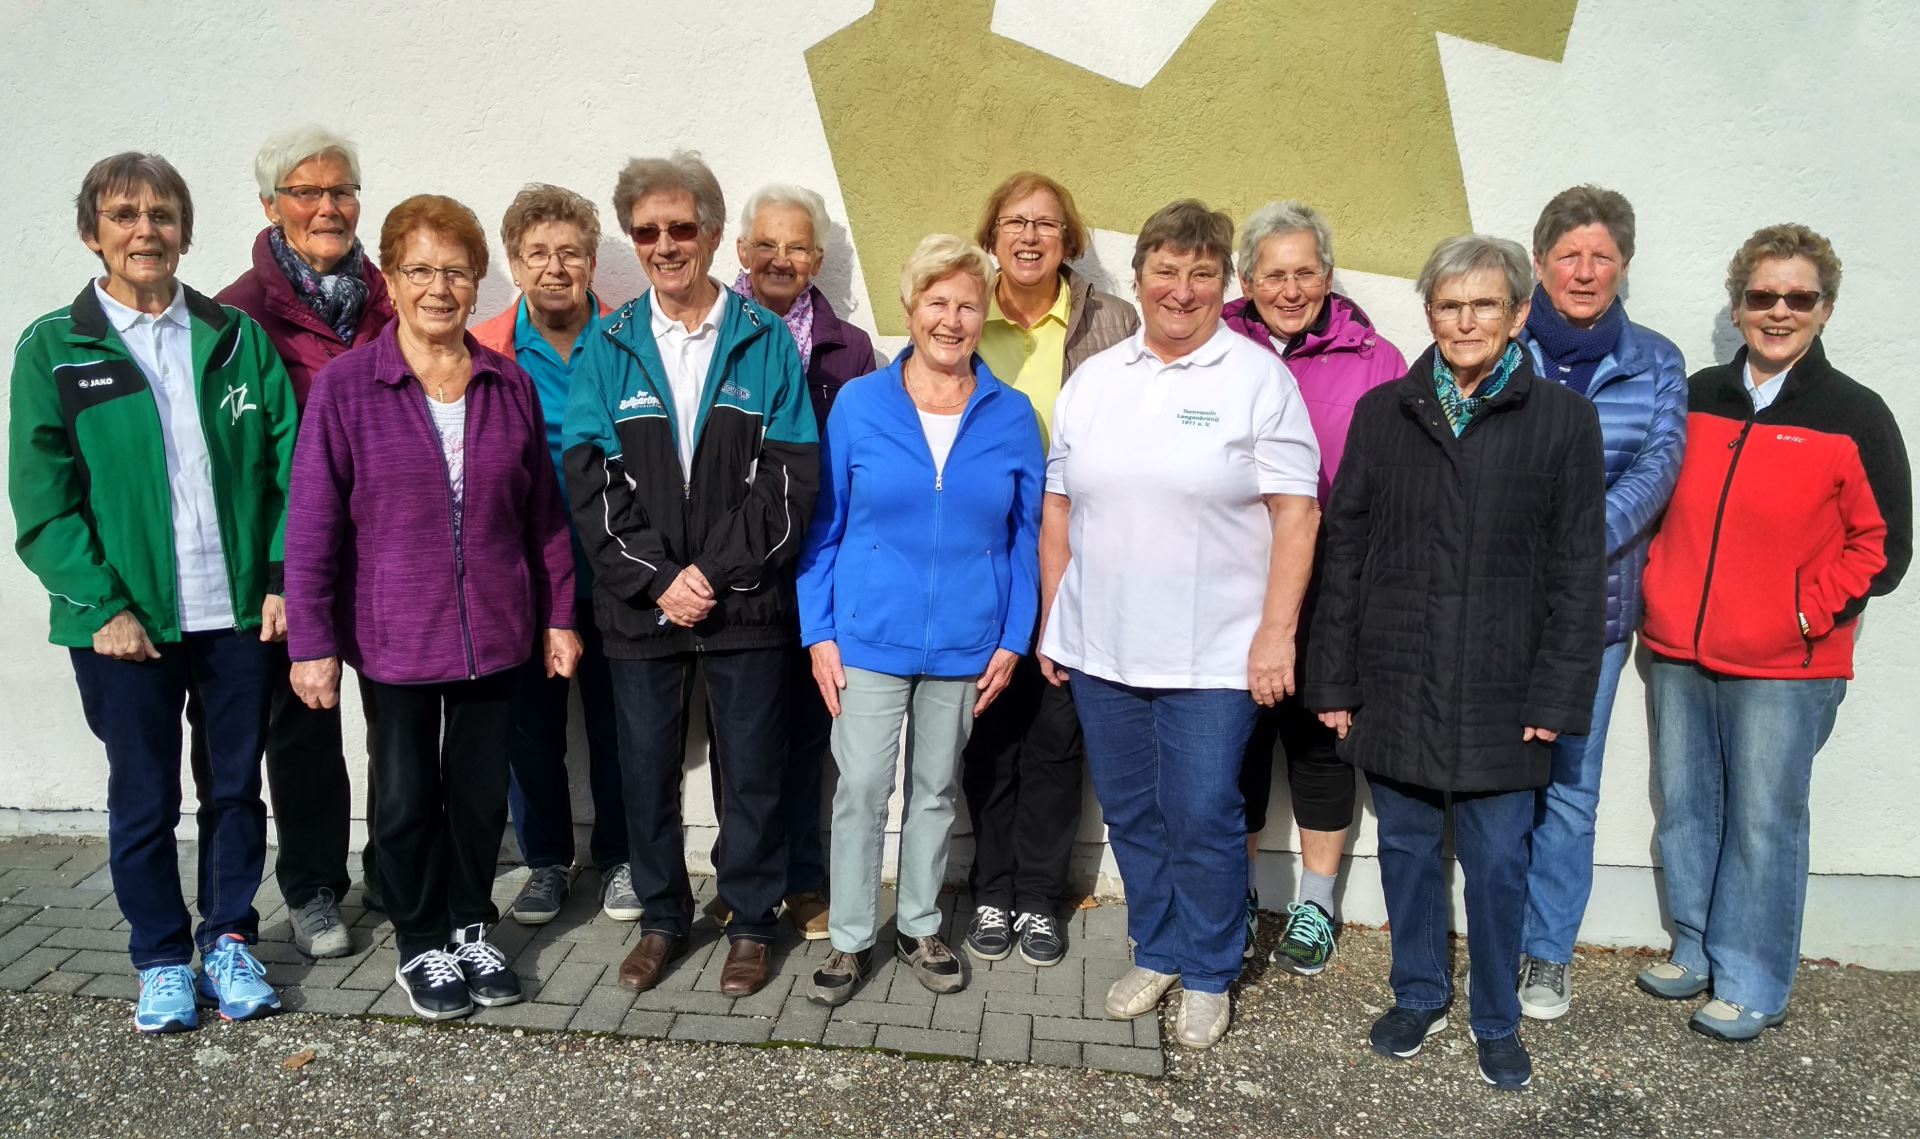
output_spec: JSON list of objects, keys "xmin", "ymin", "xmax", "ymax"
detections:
[
  {"xmin": 93, "ymin": 280, "xmax": 234, "ymax": 631},
  {"xmin": 1041, "ymin": 322, "xmax": 1321, "ymax": 689},
  {"xmin": 1744, "ymin": 360, "xmax": 1790, "ymax": 413},
  {"xmin": 649, "ymin": 284, "xmax": 730, "ymax": 478}
]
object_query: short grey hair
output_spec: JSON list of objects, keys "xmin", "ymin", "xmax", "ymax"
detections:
[
  {"xmin": 1236, "ymin": 200, "xmax": 1335, "ymax": 285},
  {"xmin": 1131, "ymin": 199, "xmax": 1235, "ymax": 279},
  {"xmin": 739, "ymin": 183, "xmax": 829, "ymax": 250},
  {"xmin": 1416, "ymin": 235, "xmax": 1534, "ymax": 305},
  {"xmin": 899, "ymin": 234, "xmax": 996, "ymax": 309},
  {"xmin": 611, "ymin": 149, "xmax": 725, "ymax": 234},
  {"xmin": 253, "ymin": 125, "xmax": 360, "ymax": 201},
  {"xmin": 1532, "ymin": 184, "xmax": 1636, "ymax": 263}
]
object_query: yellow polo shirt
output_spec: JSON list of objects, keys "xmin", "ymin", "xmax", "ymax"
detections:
[{"xmin": 978, "ymin": 279, "xmax": 1071, "ymax": 448}]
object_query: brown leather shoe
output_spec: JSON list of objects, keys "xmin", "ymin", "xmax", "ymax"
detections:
[
  {"xmin": 718, "ymin": 939, "xmax": 772, "ymax": 997},
  {"xmin": 616, "ymin": 932, "xmax": 685, "ymax": 993}
]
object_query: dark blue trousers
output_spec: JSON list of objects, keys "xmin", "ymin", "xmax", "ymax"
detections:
[{"xmin": 507, "ymin": 605, "xmax": 626, "ymax": 871}]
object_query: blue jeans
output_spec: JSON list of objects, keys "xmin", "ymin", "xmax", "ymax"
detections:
[
  {"xmin": 507, "ymin": 603, "xmax": 626, "ymax": 871},
  {"xmin": 1522, "ymin": 639, "xmax": 1629, "ymax": 962},
  {"xmin": 1369, "ymin": 774, "xmax": 1533, "ymax": 1040},
  {"xmin": 1648, "ymin": 657, "xmax": 1845, "ymax": 1014},
  {"xmin": 1069, "ymin": 671, "xmax": 1255, "ymax": 994},
  {"xmin": 71, "ymin": 632, "xmax": 271, "ymax": 969}
]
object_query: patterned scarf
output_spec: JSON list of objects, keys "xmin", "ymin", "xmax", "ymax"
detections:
[
  {"xmin": 730, "ymin": 271, "xmax": 814, "ymax": 368},
  {"xmin": 1433, "ymin": 340, "xmax": 1522, "ymax": 436},
  {"xmin": 1523, "ymin": 282, "xmax": 1625, "ymax": 398},
  {"xmin": 268, "ymin": 226, "xmax": 370, "ymax": 344}
]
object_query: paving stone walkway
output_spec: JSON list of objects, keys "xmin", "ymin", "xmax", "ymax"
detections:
[{"xmin": 0, "ymin": 835, "xmax": 1165, "ymax": 1076}]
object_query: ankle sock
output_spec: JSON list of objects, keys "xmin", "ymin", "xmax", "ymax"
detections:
[{"xmin": 1298, "ymin": 870, "xmax": 1338, "ymax": 921}]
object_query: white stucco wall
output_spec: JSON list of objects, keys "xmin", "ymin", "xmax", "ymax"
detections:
[{"xmin": 1, "ymin": 1, "xmax": 1915, "ymax": 966}]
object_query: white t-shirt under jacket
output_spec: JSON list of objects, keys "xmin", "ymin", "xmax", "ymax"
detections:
[{"xmin": 1040, "ymin": 323, "xmax": 1321, "ymax": 689}]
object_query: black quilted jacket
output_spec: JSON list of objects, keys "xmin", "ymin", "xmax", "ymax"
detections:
[{"xmin": 1304, "ymin": 346, "xmax": 1607, "ymax": 792}]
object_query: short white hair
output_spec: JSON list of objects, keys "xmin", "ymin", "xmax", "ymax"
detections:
[
  {"xmin": 739, "ymin": 183, "xmax": 830, "ymax": 250},
  {"xmin": 899, "ymin": 234, "xmax": 996, "ymax": 309},
  {"xmin": 1236, "ymin": 200, "xmax": 1335, "ymax": 285},
  {"xmin": 1416, "ymin": 234, "xmax": 1534, "ymax": 305},
  {"xmin": 253, "ymin": 125, "xmax": 360, "ymax": 201}
]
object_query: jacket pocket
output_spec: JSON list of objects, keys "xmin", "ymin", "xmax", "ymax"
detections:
[
  {"xmin": 845, "ymin": 541, "xmax": 926, "ymax": 649},
  {"xmin": 939, "ymin": 547, "xmax": 1004, "ymax": 652}
]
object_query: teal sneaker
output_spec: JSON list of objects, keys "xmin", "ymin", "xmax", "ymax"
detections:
[
  {"xmin": 1271, "ymin": 901, "xmax": 1337, "ymax": 975},
  {"xmin": 134, "ymin": 965, "xmax": 199, "ymax": 1034},
  {"xmin": 197, "ymin": 934, "xmax": 281, "ymax": 1022}
]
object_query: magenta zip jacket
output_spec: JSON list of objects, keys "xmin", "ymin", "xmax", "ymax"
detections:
[{"xmin": 285, "ymin": 321, "xmax": 575, "ymax": 685}]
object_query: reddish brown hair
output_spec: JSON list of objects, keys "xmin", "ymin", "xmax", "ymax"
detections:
[{"xmin": 379, "ymin": 194, "xmax": 489, "ymax": 279}]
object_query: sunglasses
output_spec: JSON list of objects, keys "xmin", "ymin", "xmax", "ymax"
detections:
[
  {"xmin": 630, "ymin": 222, "xmax": 701, "ymax": 245},
  {"xmin": 1742, "ymin": 289, "xmax": 1823, "ymax": 313}
]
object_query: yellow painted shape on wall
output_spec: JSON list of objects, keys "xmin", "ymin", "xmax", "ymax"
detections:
[{"xmin": 807, "ymin": 0, "xmax": 1577, "ymax": 333}]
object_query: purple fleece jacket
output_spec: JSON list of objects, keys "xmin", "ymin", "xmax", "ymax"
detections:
[{"xmin": 285, "ymin": 321, "xmax": 574, "ymax": 684}]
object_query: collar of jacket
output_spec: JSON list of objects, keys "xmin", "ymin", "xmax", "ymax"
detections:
[
  {"xmin": 1398, "ymin": 341, "xmax": 1537, "ymax": 415},
  {"xmin": 364, "ymin": 319, "xmax": 504, "ymax": 387},
  {"xmin": 246, "ymin": 225, "xmax": 389, "ymax": 340},
  {"xmin": 807, "ymin": 285, "xmax": 854, "ymax": 350},
  {"xmin": 1709, "ymin": 335, "xmax": 1835, "ymax": 411},
  {"xmin": 66, "ymin": 278, "xmax": 229, "ymax": 345},
  {"xmin": 1224, "ymin": 293, "xmax": 1382, "ymax": 361},
  {"xmin": 1059, "ymin": 265, "xmax": 1102, "ymax": 346},
  {"xmin": 603, "ymin": 286, "xmax": 774, "ymax": 365},
  {"xmin": 879, "ymin": 346, "xmax": 1008, "ymax": 417},
  {"xmin": 1519, "ymin": 312, "xmax": 1656, "ymax": 395}
]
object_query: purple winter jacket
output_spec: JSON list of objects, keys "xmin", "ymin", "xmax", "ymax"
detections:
[
  {"xmin": 285, "ymin": 322, "xmax": 575, "ymax": 685},
  {"xmin": 1224, "ymin": 293, "xmax": 1406, "ymax": 503},
  {"xmin": 216, "ymin": 227, "xmax": 395, "ymax": 408}
]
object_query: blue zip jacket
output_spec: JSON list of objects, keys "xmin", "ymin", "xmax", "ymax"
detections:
[
  {"xmin": 796, "ymin": 351, "xmax": 1044, "ymax": 677},
  {"xmin": 1522, "ymin": 318, "xmax": 1687, "ymax": 643}
]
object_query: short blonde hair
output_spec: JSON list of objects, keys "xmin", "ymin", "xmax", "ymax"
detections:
[
  {"xmin": 1725, "ymin": 223, "xmax": 1841, "ymax": 310},
  {"xmin": 899, "ymin": 233, "xmax": 997, "ymax": 309}
]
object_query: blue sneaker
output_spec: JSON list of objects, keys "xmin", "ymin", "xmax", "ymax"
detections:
[
  {"xmin": 134, "ymin": 965, "xmax": 199, "ymax": 1034},
  {"xmin": 197, "ymin": 934, "xmax": 281, "ymax": 1022}
]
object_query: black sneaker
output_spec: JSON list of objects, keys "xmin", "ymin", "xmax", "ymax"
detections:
[
  {"xmin": 1241, "ymin": 889, "xmax": 1261, "ymax": 959},
  {"xmin": 964, "ymin": 904, "xmax": 1012, "ymax": 962},
  {"xmin": 1474, "ymin": 1029, "xmax": 1533, "ymax": 1090},
  {"xmin": 808, "ymin": 945, "xmax": 874, "ymax": 1007},
  {"xmin": 1013, "ymin": 910, "xmax": 1064, "ymax": 967},
  {"xmin": 395, "ymin": 950, "xmax": 472, "ymax": 1021},
  {"xmin": 1369, "ymin": 1005, "xmax": 1449, "ymax": 1058},
  {"xmin": 448, "ymin": 923, "xmax": 523, "ymax": 1007}
]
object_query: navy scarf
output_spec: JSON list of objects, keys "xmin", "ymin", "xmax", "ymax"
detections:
[
  {"xmin": 268, "ymin": 226, "xmax": 370, "ymax": 344},
  {"xmin": 1524, "ymin": 282, "xmax": 1624, "ymax": 397}
]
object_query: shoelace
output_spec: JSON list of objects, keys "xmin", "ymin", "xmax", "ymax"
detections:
[
  {"xmin": 911, "ymin": 936, "xmax": 955, "ymax": 964},
  {"xmin": 402, "ymin": 950, "xmax": 464, "ymax": 988},
  {"xmin": 822, "ymin": 949, "xmax": 866, "ymax": 977},
  {"xmin": 298, "ymin": 890, "xmax": 341, "ymax": 933},
  {"xmin": 451, "ymin": 937, "xmax": 510, "ymax": 976},
  {"xmin": 973, "ymin": 906, "xmax": 1008, "ymax": 932},
  {"xmin": 1013, "ymin": 912, "xmax": 1056, "ymax": 940},
  {"xmin": 1523, "ymin": 957, "xmax": 1567, "ymax": 992},
  {"xmin": 1281, "ymin": 903, "xmax": 1334, "ymax": 948},
  {"xmin": 207, "ymin": 940, "xmax": 267, "ymax": 985},
  {"xmin": 605, "ymin": 864, "xmax": 636, "ymax": 898},
  {"xmin": 142, "ymin": 966, "xmax": 191, "ymax": 1000}
]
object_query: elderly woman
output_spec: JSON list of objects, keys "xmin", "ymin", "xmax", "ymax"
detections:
[
  {"xmin": 1306, "ymin": 235, "xmax": 1604, "ymax": 1090},
  {"xmin": 214, "ymin": 124, "xmax": 394, "ymax": 958},
  {"xmin": 795, "ymin": 234, "xmax": 1042, "ymax": 1004},
  {"xmin": 961, "ymin": 171, "xmax": 1137, "ymax": 968},
  {"xmin": 286, "ymin": 195, "xmax": 581, "ymax": 1021},
  {"xmin": 726, "ymin": 182, "xmax": 879, "ymax": 940},
  {"xmin": 1226, "ymin": 200, "xmax": 1406, "ymax": 974},
  {"xmin": 470, "ymin": 184, "xmax": 630, "ymax": 929},
  {"xmin": 9, "ymin": 153, "xmax": 297, "ymax": 1032},
  {"xmin": 1040, "ymin": 200, "xmax": 1321, "ymax": 1048},
  {"xmin": 1638, "ymin": 224, "xmax": 1910, "ymax": 1042},
  {"xmin": 1513, "ymin": 186, "xmax": 1686, "ymax": 1021}
]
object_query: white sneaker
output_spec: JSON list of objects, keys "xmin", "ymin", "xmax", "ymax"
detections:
[
  {"xmin": 1174, "ymin": 989, "xmax": 1231, "ymax": 1049},
  {"xmin": 1518, "ymin": 955, "xmax": 1572, "ymax": 1021},
  {"xmin": 1104, "ymin": 966, "xmax": 1181, "ymax": 1020}
]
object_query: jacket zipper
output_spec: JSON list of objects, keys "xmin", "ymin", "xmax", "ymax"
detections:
[
  {"xmin": 1691, "ymin": 419, "xmax": 1755, "ymax": 658},
  {"xmin": 1794, "ymin": 567, "xmax": 1813, "ymax": 668},
  {"xmin": 914, "ymin": 376, "xmax": 988, "ymax": 674},
  {"xmin": 412, "ymin": 383, "xmax": 478, "ymax": 678}
]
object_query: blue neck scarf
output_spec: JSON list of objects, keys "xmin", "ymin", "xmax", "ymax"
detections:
[{"xmin": 1523, "ymin": 282, "xmax": 1624, "ymax": 397}]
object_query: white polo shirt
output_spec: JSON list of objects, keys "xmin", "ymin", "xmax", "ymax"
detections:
[
  {"xmin": 649, "ymin": 283, "xmax": 730, "ymax": 477},
  {"xmin": 94, "ymin": 280, "xmax": 235, "ymax": 633},
  {"xmin": 1041, "ymin": 322, "xmax": 1320, "ymax": 689}
]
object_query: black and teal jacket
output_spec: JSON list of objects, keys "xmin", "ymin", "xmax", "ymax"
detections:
[
  {"xmin": 9, "ymin": 282, "xmax": 298, "ymax": 647},
  {"xmin": 561, "ymin": 288, "xmax": 819, "ymax": 659}
]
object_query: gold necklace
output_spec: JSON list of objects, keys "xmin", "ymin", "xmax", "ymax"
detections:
[{"xmin": 907, "ymin": 369, "xmax": 973, "ymax": 411}]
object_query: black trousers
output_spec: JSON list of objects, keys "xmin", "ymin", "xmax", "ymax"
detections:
[
  {"xmin": 960, "ymin": 652, "xmax": 1084, "ymax": 915},
  {"xmin": 189, "ymin": 642, "xmax": 374, "ymax": 907},
  {"xmin": 1237, "ymin": 693, "xmax": 1355, "ymax": 835},
  {"xmin": 360, "ymin": 670, "xmax": 515, "ymax": 960}
]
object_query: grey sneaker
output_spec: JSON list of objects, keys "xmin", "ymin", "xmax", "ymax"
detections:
[
  {"xmin": 1174, "ymin": 990, "xmax": 1231, "ymax": 1049},
  {"xmin": 1518, "ymin": 955, "xmax": 1572, "ymax": 1021},
  {"xmin": 601, "ymin": 862, "xmax": 642, "ymax": 922},
  {"xmin": 508, "ymin": 866, "xmax": 572, "ymax": 926},
  {"xmin": 895, "ymin": 933, "xmax": 965, "ymax": 993},
  {"xmin": 290, "ymin": 888, "xmax": 352, "ymax": 958},
  {"xmin": 807, "ymin": 945, "xmax": 874, "ymax": 1007},
  {"xmin": 1690, "ymin": 998, "xmax": 1787, "ymax": 1042}
]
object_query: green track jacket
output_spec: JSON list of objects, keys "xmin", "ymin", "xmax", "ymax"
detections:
[{"xmin": 9, "ymin": 282, "xmax": 298, "ymax": 647}]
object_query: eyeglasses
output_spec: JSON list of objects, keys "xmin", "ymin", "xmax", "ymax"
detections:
[
  {"xmin": 1254, "ymin": 268, "xmax": 1327, "ymax": 292},
  {"xmin": 1427, "ymin": 298, "xmax": 1511, "ymax": 322},
  {"xmin": 747, "ymin": 240, "xmax": 817, "ymax": 262},
  {"xmin": 995, "ymin": 216, "xmax": 1066, "ymax": 238},
  {"xmin": 395, "ymin": 264, "xmax": 477, "ymax": 288},
  {"xmin": 276, "ymin": 184, "xmax": 361, "ymax": 206},
  {"xmin": 630, "ymin": 222, "xmax": 702, "ymax": 245},
  {"xmin": 1742, "ymin": 289, "xmax": 1823, "ymax": 313},
  {"xmin": 98, "ymin": 207, "xmax": 181, "ymax": 230},
  {"xmin": 518, "ymin": 249, "xmax": 589, "ymax": 271}
]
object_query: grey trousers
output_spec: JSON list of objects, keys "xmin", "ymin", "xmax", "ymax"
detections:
[{"xmin": 827, "ymin": 667, "xmax": 977, "ymax": 952}]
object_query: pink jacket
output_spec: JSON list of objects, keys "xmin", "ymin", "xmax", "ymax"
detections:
[
  {"xmin": 1224, "ymin": 293, "xmax": 1406, "ymax": 502},
  {"xmin": 470, "ymin": 294, "xmax": 616, "ymax": 356}
]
